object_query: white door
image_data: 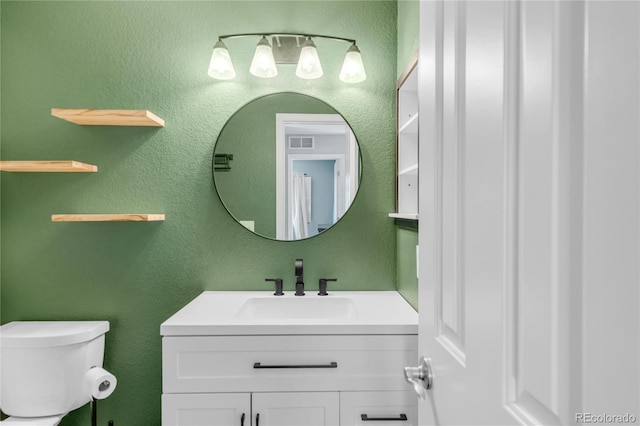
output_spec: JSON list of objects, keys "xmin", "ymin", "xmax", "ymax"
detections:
[
  {"xmin": 416, "ymin": 1, "xmax": 639, "ymax": 425},
  {"xmin": 251, "ymin": 392, "xmax": 339, "ymax": 426}
]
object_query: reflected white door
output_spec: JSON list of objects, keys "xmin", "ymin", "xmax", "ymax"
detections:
[{"xmin": 417, "ymin": 1, "xmax": 639, "ymax": 424}]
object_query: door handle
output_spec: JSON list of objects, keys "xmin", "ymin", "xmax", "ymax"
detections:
[
  {"xmin": 404, "ymin": 356, "xmax": 433, "ymax": 399},
  {"xmin": 361, "ymin": 413, "xmax": 408, "ymax": 421},
  {"xmin": 240, "ymin": 412, "xmax": 245, "ymax": 426}
]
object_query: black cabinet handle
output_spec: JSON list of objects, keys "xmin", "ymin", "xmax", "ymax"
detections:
[
  {"xmin": 361, "ymin": 414, "xmax": 408, "ymax": 421},
  {"xmin": 253, "ymin": 362, "xmax": 337, "ymax": 369},
  {"xmin": 256, "ymin": 413, "xmax": 260, "ymax": 426},
  {"xmin": 240, "ymin": 412, "xmax": 245, "ymax": 426}
]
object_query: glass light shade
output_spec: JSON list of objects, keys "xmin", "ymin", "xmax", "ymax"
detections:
[
  {"xmin": 208, "ymin": 40, "xmax": 236, "ymax": 80},
  {"xmin": 296, "ymin": 38, "xmax": 323, "ymax": 79},
  {"xmin": 339, "ymin": 44, "xmax": 367, "ymax": 83},
  {"xmin": 250, "ymin": 37, "xmax": 278, "ymax": 78}
]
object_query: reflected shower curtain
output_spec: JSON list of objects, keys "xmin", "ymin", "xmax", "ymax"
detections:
[{"xmin": 292, "ymin": 174, "xmax": 311, "ymax": 239}]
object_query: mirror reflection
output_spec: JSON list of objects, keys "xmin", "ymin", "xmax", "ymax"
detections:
[{"xmin": 213, "ymin": 93, "xmax": 361, "ymax": 241}]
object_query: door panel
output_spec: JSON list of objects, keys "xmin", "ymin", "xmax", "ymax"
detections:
[
  {"xmin": 503, "ymin": 1, "xmax": 584, "ymax": 423},
  {"xmin": 418, "ymin": 1, "xmax": 639, "ymax": 425},
  {"xmin": 419, "ymin": 0, "xmax": 515, "ymax": 424},
  {"xmin": 438, "ymin": 0, "xmax": 466, "ymax": 364}
]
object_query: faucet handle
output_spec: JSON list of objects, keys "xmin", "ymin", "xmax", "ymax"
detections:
[
  {"xmin": 318, "ymin": 278, "xmax": 337, "ymax": 296},
  {"xmin": 295, "ymin": 259, "xmax": 303, "ymax": 278},
  {"xmin": 265, "ymin": 278, "xmax": 284, "ymax": 296}
]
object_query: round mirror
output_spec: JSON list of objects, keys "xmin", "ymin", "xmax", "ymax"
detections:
[{"xmin": 213, "ymin": 93, "xmax": 361, "ymax": 241}]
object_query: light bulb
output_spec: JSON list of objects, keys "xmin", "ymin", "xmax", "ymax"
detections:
[
  {"xmin": 250, "ymin": 36, "xmax": 278, "ymax": 78},
  {"xmin": 208, "ymin": 40, "xmax": 236, "ymax": 80},
  {"xmin": 296, "ymin": 38, "xmax": 323, "ymax": 79},
  {"xmin": 339, "ymin": 44, "xmax": 367, "ymax": 83}
]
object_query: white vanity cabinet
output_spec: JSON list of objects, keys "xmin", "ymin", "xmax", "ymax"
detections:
[
  {"xmin": 162, "ymin": 392, "xmax": 338, "ymax": 426},
  {"xmin": 160, "ymin": 292, "xmax": 419, "ymax": 426},
  {"xmin": 162, "ymin": 390, "xmax": 415, "ymax": 426},
  {"xmin": 162, "ymin": 335, "xmax": 417, "ymax": 425}
]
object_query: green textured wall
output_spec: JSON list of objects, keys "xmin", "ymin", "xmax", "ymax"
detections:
[
  {"xmin": 396, "ymin": 225, "xmax": 418, "ymax": 310},
  {"xmin": 397, "ymin": 0, "xmax": 419, "ymax": 78},
  {"xmin": 0, "ymin": 2, "xmax": 397, "ymax": 425},
  {"xmin": 396, "ymin": 0, "xmax": 419, "ymax": 308}
]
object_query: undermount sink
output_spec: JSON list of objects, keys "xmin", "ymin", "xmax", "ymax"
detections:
[
  {"xmin": 235, "ymin": 296, "xmax": 358, "ymax": 320},
  {"xmin": 160, "ymin": 291, "xmax": 418, "ymax": 336}
]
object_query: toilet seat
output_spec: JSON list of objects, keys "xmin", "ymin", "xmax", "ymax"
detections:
[{"xmin": 1, "ymin": 414, "xmax": 65, "ymax": 425}]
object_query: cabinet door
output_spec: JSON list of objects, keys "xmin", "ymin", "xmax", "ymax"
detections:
[
  {"xmin": 340, "ymin": 391, "xmax": 417, "ymax": 426},
  {"xmin": 162, "ymin": 393, "xmax": 250, "ymax": 426},
  {"xmin": 252, "ymin": 392, "xmax": 339, "ymax": 426}
]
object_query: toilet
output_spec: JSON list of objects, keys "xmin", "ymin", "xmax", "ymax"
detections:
[{"xmin": 0, "ymin": 321, "xmax": 112, "ymax": 425}]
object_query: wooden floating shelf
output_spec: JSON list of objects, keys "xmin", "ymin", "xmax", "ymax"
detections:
[
  {"xmin": 0, "ymin": 160, "xmax": 97, "ymax": 172},
  {"xmin": 51, "ymin": 214, "xmax": 165, "ymax": 222},
  {"xmin": 388, "ymin": 213, "xmax": 419, "ymax": 220},
  {"xmin": 51, "ymin": 109, "xmax": 165, "ymax": 127}
]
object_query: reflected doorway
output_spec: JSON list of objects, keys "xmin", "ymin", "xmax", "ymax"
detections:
[{"xmin": 276, "ymin": 114, "xmax": 359, "ymax": 240}]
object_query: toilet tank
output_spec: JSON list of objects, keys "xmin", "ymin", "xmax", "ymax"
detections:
[{"xmin": 0, "ymin": 321, "xmax": 109, "ymax": 417}]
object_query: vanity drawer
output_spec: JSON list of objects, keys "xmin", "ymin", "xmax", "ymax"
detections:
[{"xmin": 163, "ymin": 335, "xmax": 417, "ymax": 393}]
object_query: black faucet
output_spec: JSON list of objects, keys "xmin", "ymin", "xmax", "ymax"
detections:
[
  {"xmin": 295, "ymin": 259, "xmax": 305, "ymax": 296},
  {"xmin": 265, "ymin": 278, "xmax": 284, "ymax": 296},
  {"xmin": 318, "ymin": 278, "xmax": 337, "ymax": 296}
]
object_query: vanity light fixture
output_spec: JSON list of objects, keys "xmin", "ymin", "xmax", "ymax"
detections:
[
  {"xmin": 207, "ymin": 40, "xmax": 236, "ymax": 80},
  {"xmin": 339, "ymin": 44, "xmax": 367, "ymax": 84},
  {"xmin": 295, "ymin": 37, "xmax": 323, "ymax": 79},
  {"xmin": 249, "ymin": 36, "xmax": 278, "ymax": 78},
  {"xmin": 208, "ymin": 33, "xmax": 367, "ymax": 83}
]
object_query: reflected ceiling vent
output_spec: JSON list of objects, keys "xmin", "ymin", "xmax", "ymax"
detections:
[{"xmin": 289, "ymin": 136, "xmax": 314, "ymax": 149}]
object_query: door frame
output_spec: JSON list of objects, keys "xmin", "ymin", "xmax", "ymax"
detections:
[{"xmin": 275, "ymin": 113, "xmax": 351, "ymax": 240}]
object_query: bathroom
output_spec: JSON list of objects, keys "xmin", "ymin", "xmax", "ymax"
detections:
[
  {"xmin": 1, "ymin": 1, "xmax": 638, "ymax": 426},
  {"xmin": 1, "ymin": 1, "xmax": 414, "ymax": 424}
]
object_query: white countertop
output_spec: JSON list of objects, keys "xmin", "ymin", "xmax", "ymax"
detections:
[{"xmin": 160, "ymin": 291, "xmax": 418, "ymax": 336}]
